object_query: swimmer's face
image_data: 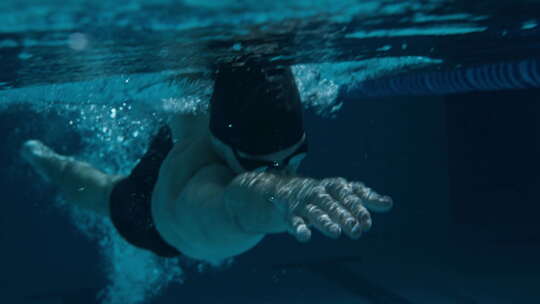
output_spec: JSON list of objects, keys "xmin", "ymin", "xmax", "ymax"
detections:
[{"xmin": 210, "ymin": 135, "xmax": 306, "ymax": 174}]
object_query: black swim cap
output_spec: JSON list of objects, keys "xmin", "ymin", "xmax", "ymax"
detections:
[{"xmin": 209, "ymin": 64, "xmax": 304, "ymax": 156}]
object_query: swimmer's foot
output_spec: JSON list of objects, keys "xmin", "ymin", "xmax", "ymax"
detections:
[{"xmin": 21, "ymin": 140, "xmax": 71, "ymax": 183}]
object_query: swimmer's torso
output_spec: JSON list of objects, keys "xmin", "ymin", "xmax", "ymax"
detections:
[{"xmin": 151, "ymin": 114, "xmax": 225, "ymax": 259}]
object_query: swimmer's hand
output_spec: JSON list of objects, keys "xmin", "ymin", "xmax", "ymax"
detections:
[
  {"xmin": 275, "ymin": 176, "xmax": 393, "ymax": 242},
  {"xmin": 232, "ymin": 173, "xmax": 393, "ymax": 242}
]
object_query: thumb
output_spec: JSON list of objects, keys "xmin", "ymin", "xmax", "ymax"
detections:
[{"xmin": 287, "ymin": 215, "xmax": 311, "ymax": 242}]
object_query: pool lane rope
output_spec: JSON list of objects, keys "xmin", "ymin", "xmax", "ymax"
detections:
[{"xmin": 345, "ymin": 58, "xmax": 540, "ymax": 98}]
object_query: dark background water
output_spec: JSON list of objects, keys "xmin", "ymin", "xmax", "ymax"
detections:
[
  {"xmin": 1, "ymin": 87, "xmax": 539, "ymax": 303},
  {"xmin": 1, "ymin": 0, "xmax": 540, "ymax": 302}
]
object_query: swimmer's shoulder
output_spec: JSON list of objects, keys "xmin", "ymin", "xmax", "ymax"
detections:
[
  {"xmin": 168, "ymin": 113, "xmax": 209, "ymax": 144},
  {"xmin": 157, "ymin": 113, "xmax": 219, "ymax": 200}
]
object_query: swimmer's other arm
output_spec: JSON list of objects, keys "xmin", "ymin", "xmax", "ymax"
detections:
[{"xmin": 174, "ymin": 164, "xmax": 393, "ymax": 262}]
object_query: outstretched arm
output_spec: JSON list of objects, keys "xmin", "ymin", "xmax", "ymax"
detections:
[
  {"xmin": 174, "ymin": 164, "xmax": 393, "ymax": 262},
  {"xmin": 225, "ymin": 171, "xmax": 393, "ymax": 241}
]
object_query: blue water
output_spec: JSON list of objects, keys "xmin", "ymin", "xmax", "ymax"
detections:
[{"xmin": 1, "ymin": 1, "xmax": 539, "ymax": 303}]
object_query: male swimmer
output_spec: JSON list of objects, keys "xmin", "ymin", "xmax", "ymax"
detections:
[{"xmin": 21, "ymin": 63, "xmax": 393, "ymax": 263}]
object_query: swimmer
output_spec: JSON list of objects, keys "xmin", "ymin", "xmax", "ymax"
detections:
[{"xmin": 21, "ymin": 63, "xmax": 393, "ymax": 263}]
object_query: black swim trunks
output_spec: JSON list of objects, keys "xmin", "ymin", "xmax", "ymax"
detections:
[{"xmin": 109, "ymin": 125, "xmax": 181, "ymax": 258}]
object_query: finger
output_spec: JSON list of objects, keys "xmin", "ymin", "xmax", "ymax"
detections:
[
  {"xmin": 342, "ymin": 195, "xmax": 373, "ymax": 235},
  {"xmin": 303, "ymin": 203, "xmax": 342, "ymax": 239},
  {"xmin": 323, "ymin": 178, "xmax": 375, "ymax": 238},
  {"xmin": 350, "ymin": 182, "xmax": 393, "ymax": 213},
  {"xmin": 322, "ymin": 177, "xmax": 353, "ymax": 201},
  {"xmin": 311, "ymin": 189, "xmax": 359, "ymax": 239},
  {"xmin": 288, "ymin": 216, "xmax": 311, "ymax": 243}
]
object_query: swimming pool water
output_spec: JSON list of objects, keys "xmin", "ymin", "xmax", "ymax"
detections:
[{"xmin": 1, "ymin": 1, "xmax": 539, "ymax": 304}]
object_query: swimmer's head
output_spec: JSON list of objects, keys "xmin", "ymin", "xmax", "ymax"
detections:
[{"xmin": 209, "ymin": 63, "xmax": 307, "ymax": 173}]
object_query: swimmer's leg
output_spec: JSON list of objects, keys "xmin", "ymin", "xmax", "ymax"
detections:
[{"xmin": 21, "ymin": 140, "xmax": 123, "ymax": 216}]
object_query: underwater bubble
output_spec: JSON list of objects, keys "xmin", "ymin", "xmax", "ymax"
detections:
[
  {"xmin": 522, "ymin": 20, "xmax": 538, "ymax": 30},
  {"xmin": 18, "ymin": 52, "xmax": 32, "ymax": 60},
  {"xmin": 68, "ymin": 32, "xmax": 89, "ymax": 51}
]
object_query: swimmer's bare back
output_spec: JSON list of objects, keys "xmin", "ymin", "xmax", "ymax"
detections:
[{"xmin": 21, "ymin": 111, "xmax": 392, "ymax": 263}]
